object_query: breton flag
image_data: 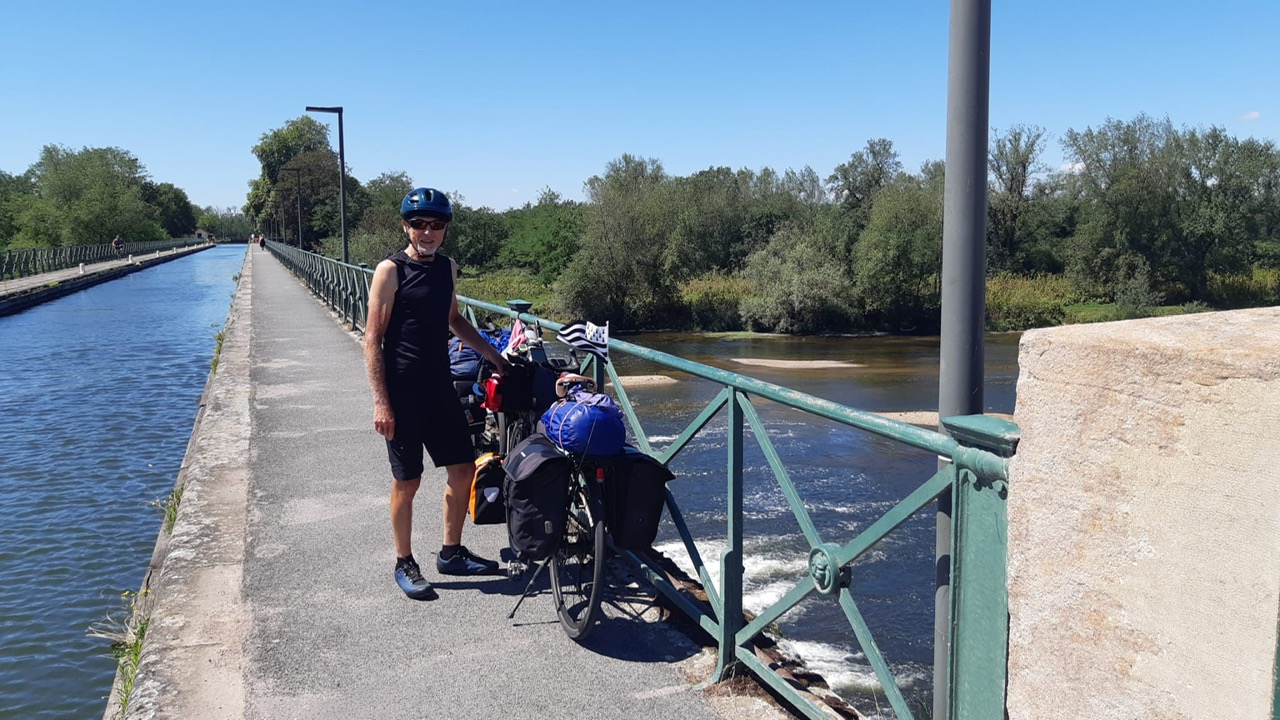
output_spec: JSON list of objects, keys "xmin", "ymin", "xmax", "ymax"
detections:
[{"xmin": 557, "ymin": 320, "xmax": 609, "ymax": 362}]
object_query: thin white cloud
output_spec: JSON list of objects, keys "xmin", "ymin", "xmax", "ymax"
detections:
[
  {"xmin": 1238, "ymin": 110, "xmax": 1261, "ymax": 121},
  {"xmin": 1058, "ymin": 161, "xmax": 1085, "ymax": 174}
]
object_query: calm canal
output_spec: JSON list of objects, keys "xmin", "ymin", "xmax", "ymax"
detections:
[{"xmin": 0, "ymin": 245, "xmax": 245, "ymax": 718}]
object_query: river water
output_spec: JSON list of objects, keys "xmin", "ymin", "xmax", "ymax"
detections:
[
  {"xmin": 607, "ymin": 332, "xmax": 1020, "ymax": 717},
  {"xmin": 0, "ymin": 245, "xmax": 245, "ymax": 718}
]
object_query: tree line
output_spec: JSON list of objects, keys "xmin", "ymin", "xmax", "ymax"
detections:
[
  {"xmin": 0, "ymin": 145, "xmax": 240, "ymax": 248},
  {"xmin": 10, "ymin": 112, "xmax": 1275, "ymax": 335},
  {"xmin": 272, "ymin": 113, "xmax": 1276, "ymax": 333}
]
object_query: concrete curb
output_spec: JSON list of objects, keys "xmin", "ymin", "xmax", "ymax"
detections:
[
  {"xmin": 0, "ymin": 244, "xmax": 214, "ymax": 317},
  {"xmin": 103, "ymin": 250, "xmax": 253, "ymax": 719}
]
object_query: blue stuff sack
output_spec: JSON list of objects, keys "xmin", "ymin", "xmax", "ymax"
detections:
[
  {"xmin": 449, "ymin": 336, "xmax": 481, "ymax": 380},
  {"xmin": 540, "ymin": 391, "xmax": 626, "ymax": 456},
  {"xmin": 448, "ymin": 328, "xmax": 512, "ymax": 380}
]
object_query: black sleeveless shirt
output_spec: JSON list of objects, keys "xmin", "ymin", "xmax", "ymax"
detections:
[{"xmin": 383, "ymin": 250, "xmax": 453, "ymax": 379}]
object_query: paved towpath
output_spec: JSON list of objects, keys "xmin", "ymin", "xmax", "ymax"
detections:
[
  {"xmin": 0, "ymin": 247, "xmax": 207, "ymax": 299},
  {"xmin": 124, "ymin": 247, "xmax": 787, "ymax": 719}
]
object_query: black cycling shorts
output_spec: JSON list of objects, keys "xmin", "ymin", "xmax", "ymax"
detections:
[{"xmin": 385, "ymin": 382, "xmax": 474, "ymax": 480}]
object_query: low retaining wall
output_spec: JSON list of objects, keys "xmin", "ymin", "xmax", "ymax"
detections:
[
  {"xmin": 102, "ymin": 250, "xmax": 251, "ymax": 719},
  {"xmin": 0, "ymin": 245, "xmax": 212, "ymax": 317},
  {"xmin": 1006, "ymin": 306, "xmax": 1280, "ymax": 719}
]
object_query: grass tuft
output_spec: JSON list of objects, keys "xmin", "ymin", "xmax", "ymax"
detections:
[{"xmin": 87, "ymin": 589, "xmax": 152, "ymax": 717}]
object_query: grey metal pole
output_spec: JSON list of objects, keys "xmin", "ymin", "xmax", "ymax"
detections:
[
  {"xmin": 934, "ymin": 0, "xmax": 991, "ymax": 718},
  {"xmin": 296, "ymin": 177, "xmax": 303, "ymax": 248},
  {"xmin": 336, "ymin": 109, "xmax": 348, "ymax": 264}
]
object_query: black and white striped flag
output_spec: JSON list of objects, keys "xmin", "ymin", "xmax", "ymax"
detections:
[{"xmin": 556, "ymin": 320, "xmax": 609, "ymax": 362}]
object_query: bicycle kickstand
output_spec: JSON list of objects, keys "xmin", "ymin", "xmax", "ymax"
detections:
[{"xmin": 508, "ymin": 558, "xmax": 552, "ymax": 620}]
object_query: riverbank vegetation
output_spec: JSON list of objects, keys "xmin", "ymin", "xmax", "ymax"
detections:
[
  {"xmin": 331, "ymin": 114, "xmax": 1279, "ymax": 333},
  {"xmin": 9, "ymin": 113, "xmax": 1275, "ymax": 333}
]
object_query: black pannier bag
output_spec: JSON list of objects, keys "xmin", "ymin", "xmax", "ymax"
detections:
[
  {"xmin": 504, "ymin": 434, "xmax": 571, "ymax": 561},
  {"xmin": 604, "ymin": 447, "xmax": 675, "ymax": 550},
  {"xmin": 469, "ymin": 453, "xmax": 506, "ymax": 525}
]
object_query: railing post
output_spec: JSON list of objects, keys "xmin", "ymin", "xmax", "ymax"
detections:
[
  {"xmin": 708, "ymin": 387, "xmax": 745, "ymax": 682},
  {"xmin": 940, "ymin": 415, "xmax": 1017, "ymax": 720}
]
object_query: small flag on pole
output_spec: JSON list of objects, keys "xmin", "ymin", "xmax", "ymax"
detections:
[
  {"xmin": 505, "ymin": 317, "xmax": 528, "ymax": 355},
  {"xmin": 557, "ymin": 320, "xmax": 609, "ymax": 362}
]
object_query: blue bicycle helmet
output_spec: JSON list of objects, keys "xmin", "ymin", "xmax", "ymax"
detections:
[{"xmin": 400, "ymin": 187, "xmax": 453, "ymax": 221}]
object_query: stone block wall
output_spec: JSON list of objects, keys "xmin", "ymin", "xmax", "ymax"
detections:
[{"xmin": 1006, "ymin": 307, "xmax": 1280, "ymax": 719}]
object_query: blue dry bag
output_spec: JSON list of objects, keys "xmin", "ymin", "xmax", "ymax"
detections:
[{"xmin": 540, "ymin": 391, "xmax": 626, "ymax": 456}]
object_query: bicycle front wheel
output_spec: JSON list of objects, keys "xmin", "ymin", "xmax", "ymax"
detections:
[{"xmin": 550, "ymin": 488, "xmax": 605, "ymax": 641}]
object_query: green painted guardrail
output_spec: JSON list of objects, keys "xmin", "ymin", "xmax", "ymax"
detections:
[
  {"xmin": 0, "ymin": 238, "xmax": 205, "ymax": 280},
  {"xmin": 266, "ymin": 242, "xmax": 371, "ymax": 332},
  {"xmin": 265, "ymin": 242, "xmax": 1019, "ymax": 719}
]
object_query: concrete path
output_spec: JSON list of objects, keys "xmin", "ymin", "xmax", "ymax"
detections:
[{"xmin": 125, "ymin": 248, "xmax": 786, "ymax": 719}]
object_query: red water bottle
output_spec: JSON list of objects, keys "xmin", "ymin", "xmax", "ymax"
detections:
[{"xmin": 481, "ymin": 376, "xmax": 503, "ymax": 412}]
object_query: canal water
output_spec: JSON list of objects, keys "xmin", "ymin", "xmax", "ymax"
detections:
[
  {"xmin": 607, "ymin": 332, "xmax": 1019, "ymax": 717},
  {"xmin": 0, "ymin": 245, "xmax": 245, "ymax": 718}
]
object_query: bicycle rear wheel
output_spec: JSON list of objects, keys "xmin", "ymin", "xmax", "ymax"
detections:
[
  {"xmin": 550, "ymin": 484, "xmax": 605, "ymax": 641},
  {"xmin": 497, "ymin": 411, "xmax": 535, "ymax": 455}
]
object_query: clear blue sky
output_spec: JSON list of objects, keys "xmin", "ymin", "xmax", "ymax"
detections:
[{"xmin": 2, "ymin": 0, "xmax": 1275, "ymax": 212}]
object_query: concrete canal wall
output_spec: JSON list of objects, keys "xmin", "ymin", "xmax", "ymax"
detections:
[
  {"xmin": 0, "ymin": 244, "xmax": 213, "ymax": 317},
  {"xmin": 1006, "ymin": 306, "xmax": 1280, "ymax": 719}
]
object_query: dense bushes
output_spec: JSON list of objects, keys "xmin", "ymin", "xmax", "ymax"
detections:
[{"xmin": 985, "ymin": 275, "xmax": 1074, "ymax": 330}]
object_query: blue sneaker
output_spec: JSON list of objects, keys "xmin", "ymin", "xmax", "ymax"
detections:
[
  {"xmin": 395, "ymin": 556, "xmax": 436, "ymax": 600},
  {"xmin": 436, "ymin": 545, "xmax": 500, "ymax": 576}
]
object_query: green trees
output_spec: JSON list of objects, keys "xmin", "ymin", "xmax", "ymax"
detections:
[
  {"xmin": 558, "ymin": 155, "xmax": 677, "ymax": 326},
  {"xmin": 1060, "ymin": 115, "xmax": 1279, "ymax": 303},
  {"xmin": 498, "ymin": 188, "xmax": 584, "ymax": 284},
  {"xmin": 142, "ymin": 182, "xmax": 198, "ymax": 238},
  {"xmin": 2, "ymin": 145, "xmax": 176, "ymax": 248},
  {"xmin": 827, "ymin": 138, "xmax": 903, "ymax": 246},
  {"xmin": 196, "ymin": 206, "xmax": 253, "ymax": 240},
  {"xmin": 853, "ymin": 169, "xmax": 944, "ymax": 330},
  {"xmin": 740, "ymin": 224, "xmax": 856, "ymax": 333},
  {"xmin": 227, "ymin": 113, "xmax": 1278, "ymax": 333},
  {"xmin": 247, "ymin": 116, "xmax": 355, "ymax": 249}
]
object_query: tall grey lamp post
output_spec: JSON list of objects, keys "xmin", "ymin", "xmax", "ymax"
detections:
[
  {"xmin": 934, "ymin": 0, "xmax": 992, "ymax": 718},
  {"xmin": 304, "ymin": 105, "xmax": 347, "ymax": 263},
  {"xmin": 281, "ymin": 168, "xmax": 303, "ymax": 247}
]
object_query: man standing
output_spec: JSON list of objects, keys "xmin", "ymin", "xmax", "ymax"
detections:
[{"xmin": 364, "ymin": 187, "xmax": 509, "ymax": 599}]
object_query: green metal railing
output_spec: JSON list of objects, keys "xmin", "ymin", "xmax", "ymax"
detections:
[
  {"xmin": 0, "ymin": 238, "xmax": 205, "ymax": 280},
  {"xmin": 267, "ymin": 245, "xmax": 1019, "ymax": 719},
  {"xmin": 266, "ymin": 242, "xmax": 371, "ymax": 331}
]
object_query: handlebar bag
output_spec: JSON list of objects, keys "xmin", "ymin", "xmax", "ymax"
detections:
[
  {"xmin": 540, "ymin": 391, "xmax": 626, "ymax": 456},
  {"xmin": 481, "ymin": 361, "xmax": 536, "ymax": 413},
  {"xmin": 503, "ymin": 434, "xmax": 571, "ymax": 561}
]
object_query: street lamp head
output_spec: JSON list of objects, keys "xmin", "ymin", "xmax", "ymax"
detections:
[{"xmin": 305, "ymin": 105, "xmax": 342, "ymax": 114}]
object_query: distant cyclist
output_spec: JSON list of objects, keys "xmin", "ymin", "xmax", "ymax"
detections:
[
  {"xmin": 111, "ymin": 235, "xmax": 124, "ymax": 256},
  {"xmin": 363, "ymin": 186, "xmax": 512, "ymax": 600}
]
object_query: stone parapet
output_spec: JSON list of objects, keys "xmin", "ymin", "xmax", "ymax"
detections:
[{"xmin": 1007, "ymin": 307, "xmax": 1280, "ymax": 719}]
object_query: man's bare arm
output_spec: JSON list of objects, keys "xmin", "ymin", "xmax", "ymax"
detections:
[
  {"xmin": 447, "ymin": 259, "xmax": 510, "ymax": 372},
  {"xmin": 365, "ymin": 259, "xmax": 398, "ymax": 439}
]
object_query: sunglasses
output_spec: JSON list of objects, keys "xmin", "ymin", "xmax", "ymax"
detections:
[{"xmin": 407, "ymin": 218, "xmax": 448, "ymax": 231}]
